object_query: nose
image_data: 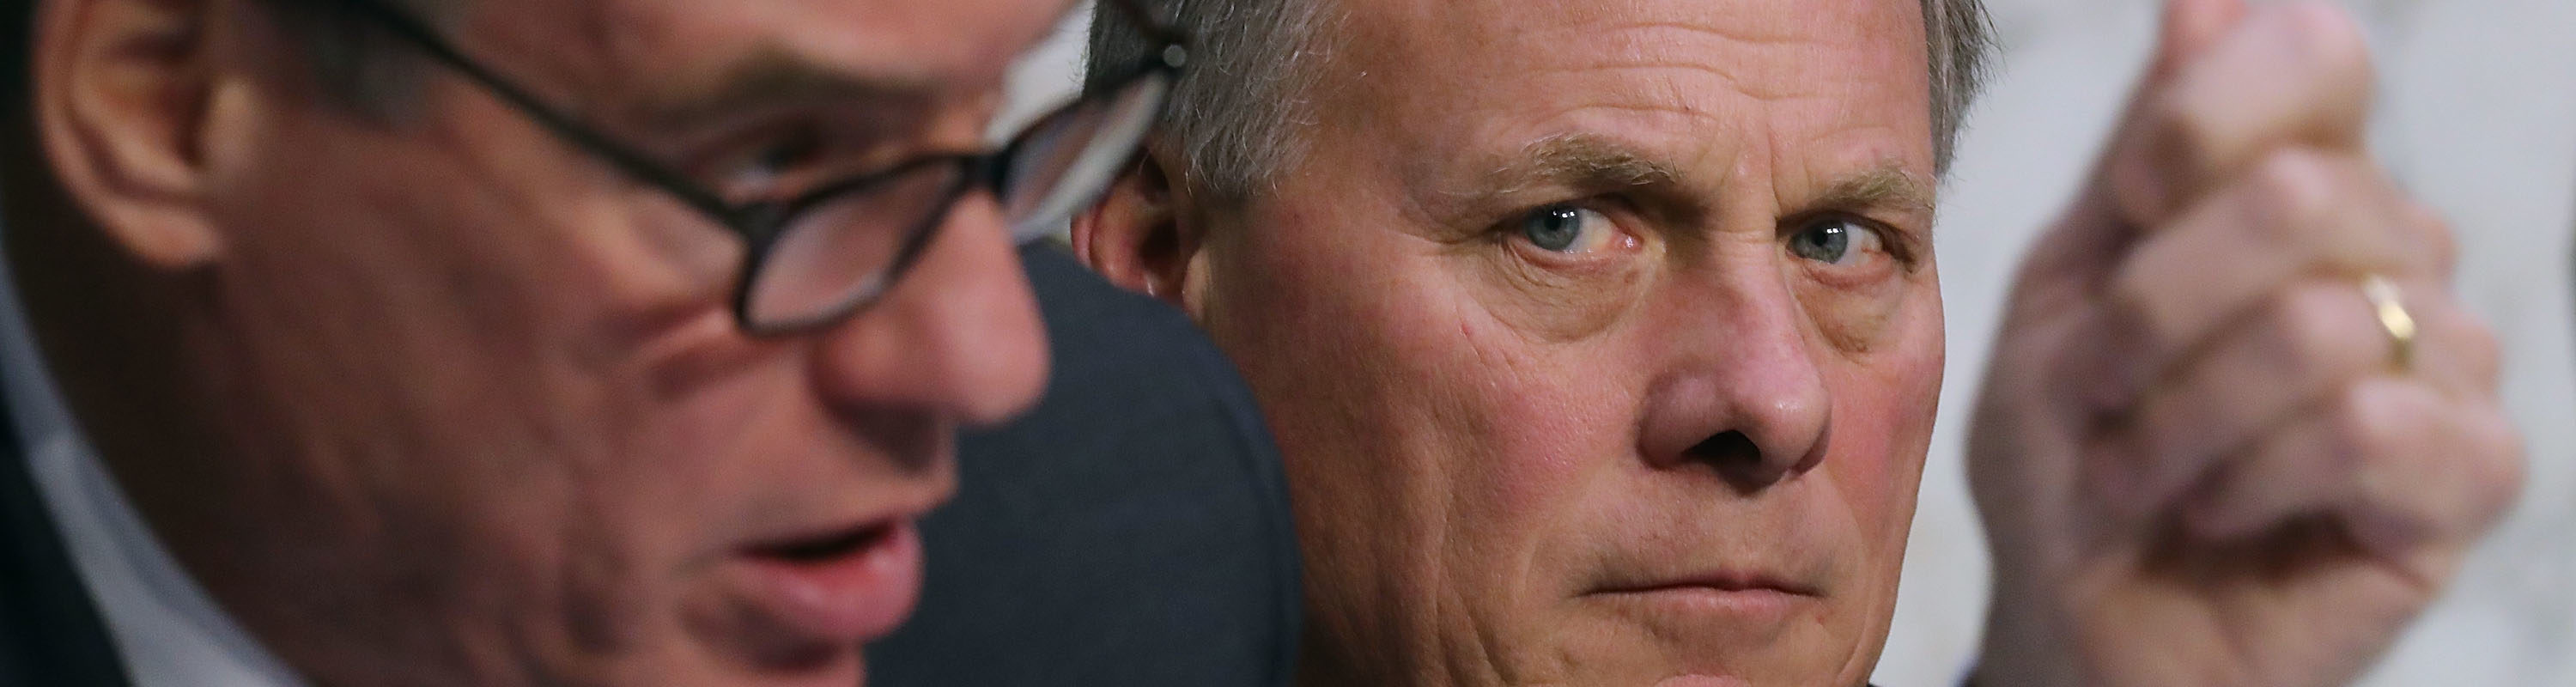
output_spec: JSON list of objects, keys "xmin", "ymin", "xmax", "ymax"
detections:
[
  {"xmin": 807, "ymin": 192, "xmax": 1050, "ymax": 428},
  {"xmin": 1635, "ymin": 277, "xmax": 1832, "ymax": 492}
]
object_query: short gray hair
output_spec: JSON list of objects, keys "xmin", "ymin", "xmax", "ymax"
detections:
[
  {"xmin": 1085, "ymin": 0, "xmax": 1996, "ymax": 205},
  {"xmin": 1084, "ymin": 0, "xmax": 1334, "ymax": 206}
]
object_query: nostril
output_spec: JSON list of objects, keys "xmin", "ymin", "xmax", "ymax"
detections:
[
  {"xmin": 1686, "ymin": 429, "xmax": 1760, "ymax": 463},
  {"xmin": 1685, "ymin": 430, "xmax": 1789, "ymax": 493},
  {"xmin": 1680, "ymin": 435, "xmax": 1762, "ymax": 460}
]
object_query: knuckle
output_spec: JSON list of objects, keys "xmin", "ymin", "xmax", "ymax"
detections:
[
  {"xmin": 2246, "ymin": 149, "xmax": 2340, "ymax": 238},
  {"xmin": 2101, "ymin": 269, "xmax": 2173, "ymax": 353},
  {"xmin": 2142, "ymin": 97, "xmax": 2223, "ymax": 187},
  {"xmin": 2274, "ymin": 283, "xmax": 2374, "ymax": 377},
  {"xmin": 2330, "ymin": 380, "xmax": 2413, "ymax": 462}
]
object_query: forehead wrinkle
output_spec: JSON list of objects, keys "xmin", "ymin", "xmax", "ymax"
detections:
[
  {"xmin": 1501, "ymin": 33, "xmax": 1880, "ymax": 143},
  {"xmin": 1499, "ymin": 11, "xmax": 1822, "ymax": 56},
  {"xmin": 1507, "ymin": 23, "xmax": 1786, "ymax": 96}
]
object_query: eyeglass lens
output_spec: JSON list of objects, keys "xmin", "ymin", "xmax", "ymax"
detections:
[
  {"xmin": 743, "ymin": 69, "xmax": 1174, "ymax": 331},
  {"xmin": 744, "ymin": 163, "xmax": 970, "ymax": 330},
  {"xmin": 999, "ymin": 72, "xmax": 1175, "ymax": 241}
]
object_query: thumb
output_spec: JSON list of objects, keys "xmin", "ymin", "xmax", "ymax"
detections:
[
  {"xmin": 2143, "ymin": 0, "xmax": 2249, "ymax": 88},
  {"xmin": 2014, "ymin": 0, "xmax": 2250, "ymax": 293},
  {"xmin": 2106, "ymin": 0, "xmax": 2251, "ymax": 223}
]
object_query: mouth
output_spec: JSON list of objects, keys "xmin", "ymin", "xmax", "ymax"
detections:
[
  {"xmin": 1586, "ymin": 570, "xmax": 1825, "ymax": 623},
  {"xmin": 745, "ymin": 520, "xmax": 905, "ymax": 563},
  {"xmin": 721, "ymin": 515, "xmax": 927, "ymax": 660}
]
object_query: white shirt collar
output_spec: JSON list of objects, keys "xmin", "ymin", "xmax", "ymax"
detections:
[{"xmin": 0, "ymin": 219, "xmax": 307, "ymax": 687}]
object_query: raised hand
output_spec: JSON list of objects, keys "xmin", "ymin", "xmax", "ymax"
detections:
[{"xmin": 1964, "ymin": 1, "xmax": 2524, "ymax": 685}]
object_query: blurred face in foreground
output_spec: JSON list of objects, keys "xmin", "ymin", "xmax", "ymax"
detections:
[
  {"xmin": 1081, "ymin": 0, "xmax": 1944, "ymax": 684},
  {"xmin": 16, "ymin": 0, "xmax": 1057, "ymax": 684}
]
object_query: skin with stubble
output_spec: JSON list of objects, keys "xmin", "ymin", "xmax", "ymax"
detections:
[
  {"xmin": 10, "ymin": 0, "xmax": 1054, "ymax": 684},
  {"xmin": 1082, "ymin": 0, "xmax": 1942, "ymax": 684}
]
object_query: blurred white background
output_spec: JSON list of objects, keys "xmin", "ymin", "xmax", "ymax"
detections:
[{"xmin": 999, "ymin": 1, "xmax": 2576, "ymax": 684}]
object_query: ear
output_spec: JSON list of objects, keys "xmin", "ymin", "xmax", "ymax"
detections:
[
  {"xmin": 33, "ymin": 0, "xmax": 227, "ymax": 269},
  {"xmin": 1069, "ymin": 149, "xmax": 1205, "ymax": 311}
]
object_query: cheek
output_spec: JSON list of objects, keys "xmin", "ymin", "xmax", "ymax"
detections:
[
  {"xmin": 1438, "ymin": 315, "xmax": 1634, "ymax": 546},
  {"xmin": 1817, "ymin": 289, "xmax": 1944, "ymax": 548},
  {"xmin": 1199, "ymin": 207, "xmax": 1633, "ymax": 629},
  {"xmin": 1206, "ymin": 214, "xmax": 1623, "ymax": 513},
  {"xmin": 212, "ymin": 102, "xmax": 736, "ymax": 647}
]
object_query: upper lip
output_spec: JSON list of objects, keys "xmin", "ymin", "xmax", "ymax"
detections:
[
  {"xmin": 741, "ymin": 520, "xmax": 898, "ymax": 560},
  {"xmin": 736, "ymin": 495, "xmax": 945, "ymax": 558},
  {"xmin": 1589, "ymin": 568, "xmax": 1825, "ymax": 598}
]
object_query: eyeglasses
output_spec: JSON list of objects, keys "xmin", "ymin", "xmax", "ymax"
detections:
[{"xmin": 332, "ymin": 0, "xmax": 1188, "ymax": 336}]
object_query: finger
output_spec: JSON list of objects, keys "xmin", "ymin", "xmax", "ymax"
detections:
[
  {"xmin": 2076, "ymin": 149, "xmax": 2452, "ymax": 406},
  {"xmin": 2338, "ymin": 392, "xmax": 2523, "ymax": 558},
  {"xmin": 2001, "ymin": 0, "xmax": 2250, "ymax": 287},
  {"xmin": 2091, "ymin": 279, "xmax": 2491, "ymax": 516},
  {"xmin": 2144, "ymin": 0, "xmax": 2252, "ymax": 86},
  {"xmin": 2176, "ymin": 378, "xmax": 2523, "ymax": 557},
  {"xmin": 2105, "ymin": 1, "xmax": 2377, "ymax": 227}
]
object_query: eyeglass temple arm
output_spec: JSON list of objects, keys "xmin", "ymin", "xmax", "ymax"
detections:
[
  {"xmin": 1100, "ymin": 0, "xmax": 1192, "ymax": 49},
  {"xmin": 325, "ymin": 0, "xmax": 745, "ymax": 224}
]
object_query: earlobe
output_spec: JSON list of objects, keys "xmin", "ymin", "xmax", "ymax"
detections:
[
  {"xmin": 33, "ymin": 0, "xmax": 228, "ymax": 269},
  {"xmin": 1069, "ymin": 150, "xmax": 1201, "ymax": 309}
]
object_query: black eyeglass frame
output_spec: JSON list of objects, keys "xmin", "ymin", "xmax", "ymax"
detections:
[{"xmin": 327, "ymin": 0, "xmax": 1191, "ymax": 337}]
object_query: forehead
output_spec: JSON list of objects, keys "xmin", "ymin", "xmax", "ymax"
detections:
[
  {"xmin": 464, "ymin": 0, "xmax": 1075, "ymax": 105},
  {"xmin": 1328, "ymin": 0, "xmax": 1933, "ymax": 184}
]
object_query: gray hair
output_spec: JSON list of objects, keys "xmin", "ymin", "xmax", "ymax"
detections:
[
  {"xmin": 1084, "ymin": 0, "xmax": 1335, "ymax": 206},
  {"xmin": 1085, "ymin": 0, "xmax": 1996, "ymax": 205}
]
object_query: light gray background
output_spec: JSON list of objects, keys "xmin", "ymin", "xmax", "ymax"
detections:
[{"xmin": 998, "ymin": 2, "xmax": 2576, "ymax": 684}]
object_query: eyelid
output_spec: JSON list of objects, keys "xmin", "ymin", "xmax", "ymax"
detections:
[
  {"xmin": 1495, "ymin": 199, "xmax": 1653, "ymax": 275},
  {"xmin": 1484, "ymin": 195, "xmax": 1642, "ymax": 239},
  {"xmin": 679, "ymin": 113, "xmax": 915, "ymax": 202},
  {"xmin": 1786, "ymin": 210, "xmax": 1920, "ymax": 266}
]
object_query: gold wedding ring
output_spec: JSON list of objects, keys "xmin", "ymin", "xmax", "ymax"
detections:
[{"xmin": 2360, "ymin": 274, "xmax": 2417, "ymax": 372}]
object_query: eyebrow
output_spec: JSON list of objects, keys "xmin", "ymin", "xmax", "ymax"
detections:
[
  {"xmin": 1451, "ymin": 135, "xmax": 1935, "ymax": 224},
  {"xmin": 1798, "ymin": 163, "xmax": 1935, "ymax": 218},
  {"xmin": 1480, "ymin": 134, "xmax": 1685, "ymax": 198},
  {"xmin": 630, "ymin": 48, "xmax": 939, "ymax": 131}
]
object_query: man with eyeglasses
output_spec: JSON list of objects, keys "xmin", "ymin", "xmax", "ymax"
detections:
[{"xmin": 0, "ymin": 0, "xmax": 1248, "ymax": 684}]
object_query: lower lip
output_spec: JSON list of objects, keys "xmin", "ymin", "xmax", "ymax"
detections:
[{"xmin": 732, "ymin": 520, "xmax": 926, "ymax": 647}]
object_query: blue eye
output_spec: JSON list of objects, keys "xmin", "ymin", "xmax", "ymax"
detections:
[
  {"xmin": 1789, "ymin": 216, "xmax": 1882, "ymax": 265},
  {"xmin": 1518, "ymin": 204, "xmax": 1616, "ymax": 253}
]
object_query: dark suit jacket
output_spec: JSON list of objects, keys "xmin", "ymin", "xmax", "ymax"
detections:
[
  {"xmin": 0, "ymin": 397, "xmax": 131, "ymax": 686},
  {"xmin": 866, "ymin": 244, "xmax": 1303, "ymax": 686}
]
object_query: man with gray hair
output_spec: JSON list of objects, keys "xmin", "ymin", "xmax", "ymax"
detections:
[{"xmin": 1072, "ymin": 0, "xmax": 2524, "ymax": 684}]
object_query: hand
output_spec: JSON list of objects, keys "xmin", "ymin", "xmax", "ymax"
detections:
[{"xmin": 1964, "ymin": 1, "xmax": 2525, "ymax": 686}]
